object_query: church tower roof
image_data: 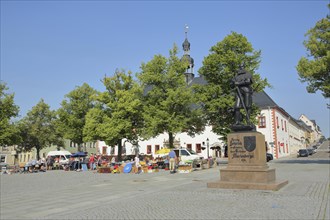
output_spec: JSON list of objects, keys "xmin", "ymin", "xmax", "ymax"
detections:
[{"xmin": 180, "ymin": 25, "xmax": 195, "ymax": 84}]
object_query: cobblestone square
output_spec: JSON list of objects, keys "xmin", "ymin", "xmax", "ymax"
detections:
[{"xmin": 1, "ymin": 155, "xmax": 329, "ymax": 220}]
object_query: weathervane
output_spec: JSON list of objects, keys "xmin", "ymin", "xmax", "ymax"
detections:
[{"xmin": 185, "ymin": 24, "xmax": 189, "ymax": 38}]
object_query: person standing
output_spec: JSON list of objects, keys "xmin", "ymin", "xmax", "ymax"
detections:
[
  {"xmin": 111, "ymin": 156, "xmax": 116, "ymax": 167},
  {"xmin": 134, "ymin": 155, "xmax": 141, "ymax": 174},
  {"xmin": 168, "ymin": 150, "xmax": 177, "ymax": 173},
  {"xmin": 89, "ymin": 153, "xmax": 95, "ymax": 171},
  {"xmin": 46, "ymin": 156, "xmax": 53, "ymax": 170}
]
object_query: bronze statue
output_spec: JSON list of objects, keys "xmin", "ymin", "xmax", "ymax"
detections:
[{"xmin": 231, "ymin": 65, "xmax": 255, "ymax": 131}]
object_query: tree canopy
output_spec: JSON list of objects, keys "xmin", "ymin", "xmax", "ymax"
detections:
[
  {"xmin": 196, "ymin": 32, "xmax": 269, "ymax": 138},
  {"xmin": 0, "ymin": 82, "xmax": 20, "ymax": 146},
  {"xmin": 18, "ymin": 99, "xmax": 57, "ymax": 159},
  {"xmin": 296, "ymin": 4, "xmax": 330, "ymax": 98},
  {"xmin": 138, "ymin": 45, "xmax": 204, "ymax": 148},
  {"xmin": 57, "ymin": 83, "xmax": 98, "ymax": 151},
  {"xmin": 84, "ymin": 70, "xmax": 144, "ymax": 160}
]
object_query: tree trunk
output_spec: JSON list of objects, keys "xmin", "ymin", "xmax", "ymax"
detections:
[
  {"xmin": 117, "ymin": 139, "xmax": 122, "ymax": 162},
  {"xmin": 77, "ymin": 143, "xmax": 81, "ymax": 152},
  {"xmin": 169, "ymin": 132, "xmax": 174, "ymax": 149},
  {"xmin": 36, "ymin": 147, "xmax": 40, "ymax": 160}
]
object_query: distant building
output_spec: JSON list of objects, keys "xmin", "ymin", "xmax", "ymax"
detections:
[
  {"xmin": 0, "ymin": 145, "xmax": 17, "ymax": 165},
  {"xmin": 299, "ymin": 114, "xmax": 322, "ymax": 143},
  {"xmin": 0, "ymin": 140, "xmax": 98, "ymax": 167},
  {"xmin": 287, "ymin": 118, "xmax": 305, "ymax": 154}
]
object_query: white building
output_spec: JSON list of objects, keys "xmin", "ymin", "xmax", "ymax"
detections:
[
  {"xmin": 254, "ymin": 92, "xmax": 291, "ymax": 159},
  {"xmin": 97, "ymin": 125, "xmax": 224, "ymax": 159},
  {"xmin": 299, "ymin": 114, "xmax": 322, "ymax": 143},
  {"xmin": 288, "ymin": 118, "xmax": 305, "ymax": 154}
]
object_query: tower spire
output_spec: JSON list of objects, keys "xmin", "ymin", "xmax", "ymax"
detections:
[
  {"xmin": 185, "ymin": 24, "xmax": 189, "ymax": 39},
  {"xmin": 183, "ymin": 24, "xmax": 191, "ymax": 55},
  {"xmin": 181, "ymin": 24, "xmax": 194, "ymax": 84}
]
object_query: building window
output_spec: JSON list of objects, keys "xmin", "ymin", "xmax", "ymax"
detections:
[
  {"xmin": 102, "ymin": 147, "xmax": 107, "ymax": 155},
  {"xmin": 154, "ymin": 145, "xmax": 160, "ymax": 153},
  {"xmin": 276, "ymin": 117, "xmax": 279, "ymax": 129},
  {"xmin": 284, "ymin": 121, "xmax": 287, "ymax": 132},
  {"xmin": 258, "ymin": 116, "xmax": 266, "ymax": 128},
  {"xmin": 286, "ymin": 143, "xmax": 288, "ymax": 153},
  {"xmin": 187, "ymin": 144, "xmax": 192, "ymax": 151},
  {"xmin": 196, "ymin": 144, "xmax": 202, "ymax": 153},
  {"xmin": 0, "ymin": 155, "xmax": 5, "ymax": 163},
  {"xmin": 278, "ymin": 142, "xmax": 281, "ymax": 153},
  {"xmin": 147, "ymin": 145, "xmax": 151, "ymax": 154},
  {"xmin": 281, "ymin": 119, "xmax": 284, "ymax": 130}
]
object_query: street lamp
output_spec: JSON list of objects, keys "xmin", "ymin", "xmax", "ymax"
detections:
[{"xmin": 206, "ymin": 138, "xmax": 209, "ymax": 159}]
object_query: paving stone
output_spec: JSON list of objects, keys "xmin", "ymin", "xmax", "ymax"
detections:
[{"xmin": 0, "ymin": 158, "xmax": 329, "ymax": 219}]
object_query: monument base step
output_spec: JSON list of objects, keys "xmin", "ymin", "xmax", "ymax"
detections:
[{"xmin": 207, "ymin": 180, "xmax": 288, "ymax": 191}]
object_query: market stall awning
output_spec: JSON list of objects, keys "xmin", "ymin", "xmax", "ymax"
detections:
[{"xmin": 155, "ymin": 148, "xmax": 171, "ymax": 155}]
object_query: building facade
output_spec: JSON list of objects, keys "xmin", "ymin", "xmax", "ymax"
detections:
[{"xmin": 299, "ymin": 114, "xmax": 323, "ymax": 143}]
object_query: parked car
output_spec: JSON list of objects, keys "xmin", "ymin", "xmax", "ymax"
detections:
[
  {"xmin": 173, "ymin": 148, "xmax": 203, "ymax": 163},
  {"xmin": 307, "ymin": 148, "xmax": 314, "ymax": 155},
  {"xmin": 266, "ymin": 153, "xmax": 273, "ymax": 162},
  {"xmin": 0, "ymin": 163, "xmax": 8, "ymax": 171},
  {"xmin": 46, "ymin": 150, "xmax": 72, "ymax": 165},
  {"xmin": 297, "ymin": 149, "xmax": 309, "ymax": 157}
]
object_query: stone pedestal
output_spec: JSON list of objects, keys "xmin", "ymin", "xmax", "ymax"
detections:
[{"xmin": 207, "ymin": 131, "xmax": 288, "ymax": 190}]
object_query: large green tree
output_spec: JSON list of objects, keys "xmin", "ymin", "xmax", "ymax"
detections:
[
  {"xmin": 296, "ymin": 4, "xmax": 330, "ymax": 98},
  {"xmin": 0, "ymin": 82, "xmax": 20, "ymax": 146},
  {"xmin": 138, "ymin": 45, "xmax": 204, "ymax": 148},
  {"xmin": 196, "ymin": 32, "xmax": 269, "ymax": 138},
  {"xmin": 18, "ymin": 99, "xmax": 57, "ymax": 160},
  {"xmin": 84, "ymin": 70, "xmax": 144, "ymax": 160},
  {"xmin": 57, "ymin": 83, "xmax": 97, "ymax": 152}
]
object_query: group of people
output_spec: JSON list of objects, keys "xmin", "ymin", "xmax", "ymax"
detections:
[
  {"xmin": 63, "ymin": 153, "xmax": 115, "ymax": 171},
  {"xmin": 24, "ymin": 158, "xmax": 47, "ymax": 173}
]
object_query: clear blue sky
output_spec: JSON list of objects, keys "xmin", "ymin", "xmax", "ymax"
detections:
[{"xmin": 1, "ymin": 1, "xmax": 329, "ymax": 138}]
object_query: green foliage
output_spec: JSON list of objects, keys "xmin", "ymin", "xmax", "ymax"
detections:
[
  {"xmin": 197, "ymin": 32, "xmax": 269, "ymax": 137},
  {"xmin": 296, "ymin": 5, "xmax": 330, "ymax": 98},
  {"xmin": 84, "ymin": 70, "xmax": 144, "ymax": 152},
  {"xmin": 57, "ymin": 83, "xmax": 98, "ymax": 150},
  {"xmin": 18, "ymin": 99, "xmax": 57, "ymax": 159},
  {"xmin": 138, "ymin": 45, "xmax": 204, "ymax": 148},
  {"xmin": 0, "ymin": 82, "xmax": 20, "ymax": 146}
]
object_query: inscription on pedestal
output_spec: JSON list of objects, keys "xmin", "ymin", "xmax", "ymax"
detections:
[{"xmin": 228, "ymin": 132, "xmax": 267, "ymax": 165}]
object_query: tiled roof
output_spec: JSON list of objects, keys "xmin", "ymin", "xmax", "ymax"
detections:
[
  {"xmin": 189, "ymin": 75, "xmax": 208, "ymax": 86},
  {"xmin": 252, "ymin": 91, "xmax": 277, "ymax": 108}
]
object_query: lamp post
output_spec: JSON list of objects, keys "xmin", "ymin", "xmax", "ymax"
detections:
[{"xmin": 206, "ymin": 138, "xmax": 209, "ymax": 159}]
